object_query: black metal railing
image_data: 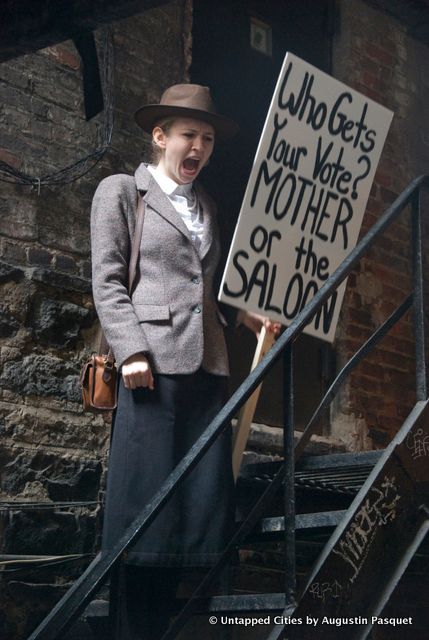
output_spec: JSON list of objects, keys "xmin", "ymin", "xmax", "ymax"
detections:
[{"xmin": 28, "ymin": 175, "xmax": 429, "ymax": 640}]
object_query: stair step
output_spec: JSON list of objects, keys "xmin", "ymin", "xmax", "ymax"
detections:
[
  {"xmin": 241, "ymin": 450, "xmax": 382, "ymax": 478},
  {"xmin": 241, "ymin": 510, "xmax": 346, "ymax": 543},
  {"xmin": 238, "ymin": 452, "xmax": 383, "ymax": 502},
  {"xmin": 261, "ymin": 510, "xmax": 346, "ymax": 533},
  {"xmin": 85, "ymin": 595, "xmax": 294, "ymax": 620},
  {"xmin": 297, "ymin": 450, "xmax": 382, "ymax": 470},
  {"xmin": 184, "ymin": 593, "xmax": 293, "ymax": 614}
]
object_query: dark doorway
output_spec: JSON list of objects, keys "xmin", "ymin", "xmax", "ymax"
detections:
[{"xmin": 191, "ymin": 0, "xmax": 335, "ymax": 430}]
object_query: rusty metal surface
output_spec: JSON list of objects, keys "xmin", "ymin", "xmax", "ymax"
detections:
[
  {"xmin": 271, "ymin": 400, "xmax": 429, "ymax": 640},
  {"xmin": 240, "ymin": 460, "xmax": 378, "ymax": 496}
]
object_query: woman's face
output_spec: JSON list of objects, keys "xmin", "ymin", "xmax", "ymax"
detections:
[{"xmin": 153, "ymin": 117, "xmax": 215, "ymax": 184}]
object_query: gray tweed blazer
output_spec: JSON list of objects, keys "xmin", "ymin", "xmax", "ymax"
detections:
[{"xmin": 90, "ymin": 163, "xmax": 229, "ymax": 375}]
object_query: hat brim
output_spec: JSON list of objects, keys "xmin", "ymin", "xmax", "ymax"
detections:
[{"xmin": 134, "ymin": 105, "xmax": 239, "ymax": 141}]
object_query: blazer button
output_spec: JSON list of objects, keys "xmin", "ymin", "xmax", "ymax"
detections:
[
  {"xmin": 191, "ymin": 275, "xmax": 201, "ymax": 284},
  {"xmin": 193, "ymin": 304, "xmax": 202, "ymax": 314}
]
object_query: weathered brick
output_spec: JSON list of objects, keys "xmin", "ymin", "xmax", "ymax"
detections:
[
  {"xmin": 374, "ymin": 169, "xmax": 393, "ymax": 189},
  {"xmin": 347, "ymin": 307, "xmax": 373, "ymax": 326},
  {"xmin": 0, "ymin": 147, "xmax": 21, "ymax": 169},
  {"xmin": 375, "ymin": 348, "xmax": 413, "ymax": 372},
  {"xmin": 27, "ymin": 247, "xmax": 52, "ymax": 266},
  {"xmin": 30, "ymin": 268, "xmax": 92, "ymax": 294},
  {"xmin": 358, "ymin": 361, "xmax": 385, "ymax": 379},
  {"xmin": 362, "ymin": 70, "xmax": 380, "ymax": 91},
  {"xmin": 0, "ymin": 354, "xmax": 81, "ymax": 402},
  {"xmin": 368, "ymin": 264, "xmax": 410, "ymax": 291},
  {"xmin": 337, "ymin": 337, "xmax": 364, "ymax": 357},
  {"xmin": 0, "ymin": 261, "xmax": 25, "ymax": 283},
  {"xmin": 0, "ymin": 307, "xmax": 20, "ymax": 338},
  {"xmin": 375, "ymin": 416, "xmax": 404, "ymax": 432},
  {"xmin": 352, "ymin": 374, "xmax": 381, "ymax": 393},
  {"xmin": 379, "ymin": 186, "xmax": 398, "ymax": 205},
  {"xmin": 55, "ymin": 254, "xmax": 77, "ymax": 273},
  {"xmin": 0, "ymin": 198, "xmax": 38, "ymax": 240},
  {"xmin": 28, "ymin": 296, "xmax": 93, "ymax": 347},
  {"xmin": 80, "ymin": 260, "xmax": 92, "ymax": 279},
  {"xmin": 41, "ymin": 44, "xmax": 81, "ymax": 71},
  {"xmin": 347, "ymin": 324, "xmax": 372, "ymax": 341},
  {"xmin": 359, "ymin": 56, "xmax": 382, "ymax": 77},
  {"xmin": 0, "ymin": 239, "xmax": 27, "ymax": 264}
]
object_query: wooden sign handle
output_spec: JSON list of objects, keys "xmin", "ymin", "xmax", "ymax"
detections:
[{"xmin": 232, "ymin": 325, "xmax": 275, "ymax": 480}]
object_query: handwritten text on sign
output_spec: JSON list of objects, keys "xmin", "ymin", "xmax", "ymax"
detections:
[{"xmin": 219, "ymin": 53, "xmax": 393, "ymax": 342}]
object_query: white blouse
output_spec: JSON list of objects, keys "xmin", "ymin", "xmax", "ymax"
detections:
[{"xmin": 147, "ymin": 164, "xmax": 204, "ymax": 251}]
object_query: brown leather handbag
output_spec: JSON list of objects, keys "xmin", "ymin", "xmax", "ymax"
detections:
[
  {"xmin": 81, "ymin": 193, "xmax": 146, "ymax": 412},
  {"xmin": 80, "ymin": 352, "xmax": 117, "ymax": 412}
]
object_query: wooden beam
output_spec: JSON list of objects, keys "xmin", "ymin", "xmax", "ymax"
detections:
[
  {"xmin": 232, "ymin": 326, "xmax": 275, "ymax": 480},
  {"xmin": 0, "ymin": 0, "xmax": 169, "ymax": 62}
]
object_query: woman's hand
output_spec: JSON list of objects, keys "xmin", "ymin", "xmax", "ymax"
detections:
[
  {"xmin": 236, "ymin": 310, "xmax": 282, "ymax": 339},
  {"xmin": 122, "ymin": 353, "xmax": 154, "ymax": 390}
]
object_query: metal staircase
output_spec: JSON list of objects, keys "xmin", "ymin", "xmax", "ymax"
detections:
[
  {"xmin": 268, "ymin": 400, "xmax": 429, "ymax": 640},
  {"xmin": 27, "ymin": 175, "xmax": 429, "ymax": 640}
]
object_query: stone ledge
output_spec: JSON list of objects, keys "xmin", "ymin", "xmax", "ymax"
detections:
[
  {"xmin": 237, "ymin": 421, "xmax": 348, "ymax": 466},
  {"xmin": 30, "ymin": 267, "xmax": 91, "ymax": 294}
]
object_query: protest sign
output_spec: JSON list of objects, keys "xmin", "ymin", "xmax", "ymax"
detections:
[{"xmin": 219, "ymin": 52, "xmax": 393, "ymax": 342}]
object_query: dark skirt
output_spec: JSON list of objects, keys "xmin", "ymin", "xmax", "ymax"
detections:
[{"xmin": 102, "ymin": 368, "xmax": 235, "ymax": 567}]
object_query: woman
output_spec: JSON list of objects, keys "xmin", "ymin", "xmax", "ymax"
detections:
[{"xmin": 91, "ymin": 84, "xmax": 279, "ymax": 639}]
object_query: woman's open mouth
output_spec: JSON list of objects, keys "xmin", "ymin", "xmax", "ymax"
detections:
[{"xmin": 182, "ymin": 157, "xmax": 200, "ymax": 178}]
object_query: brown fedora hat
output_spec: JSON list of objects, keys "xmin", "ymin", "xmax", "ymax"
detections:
[{"xmin": 134, "ymin": 84, "xmax": 239, "ymax": 141}]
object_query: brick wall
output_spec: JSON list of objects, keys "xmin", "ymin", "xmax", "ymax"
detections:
[
  {"xmin": 330, "ymin": 0, "xmax": 429, "ymax": 450},
  {"xmin": 0, "ymin": 2, "xmax": 190, "ymax": 638},
  {"xmin": 1, "ymin": 1, "xmax": 429, "ymax": 635}
]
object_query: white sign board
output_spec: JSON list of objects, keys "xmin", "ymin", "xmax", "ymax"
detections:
[{"xmin": 219, "ymin": 53, "xmax": 393, "ymax": 342}]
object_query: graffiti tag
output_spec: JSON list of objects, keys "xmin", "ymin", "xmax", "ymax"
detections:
[
  {"xmin": 406, "ymin": 428, "xmax": 429, "ymax": 460},
  {"xmin": 332, "ymin": 475, "xmax": 400, "ymax": 583},
  {"xmin": 309, "ymin": 580, "xmax": 342, "ymax": 603}
]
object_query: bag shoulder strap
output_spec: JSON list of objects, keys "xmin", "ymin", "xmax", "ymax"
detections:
[{"xmin": 128, "ymin": 192, "xmax": 146, "ymax": 294}]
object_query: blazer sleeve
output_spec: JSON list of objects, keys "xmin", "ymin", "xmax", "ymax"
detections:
[{"xmin": 91, "ymin": 174, "xmax": 150, "ymax": 368}]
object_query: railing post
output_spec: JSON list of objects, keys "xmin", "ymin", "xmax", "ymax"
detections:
[
  {"xmin": 283, "ymin": 342, "xmax": 296, "ymax": 604},
  {"xmin": 412, "ymin": 188, "xmax": 427, "ymax": 401}
]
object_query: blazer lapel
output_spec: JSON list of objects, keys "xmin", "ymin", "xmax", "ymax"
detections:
[
  {"xmin": 134, "ymin": 163, "xmax": 192, "ymax": 242},
  {"xmin": 196, "ymin": 183, "xmax": 215, "ymax": 260}
]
